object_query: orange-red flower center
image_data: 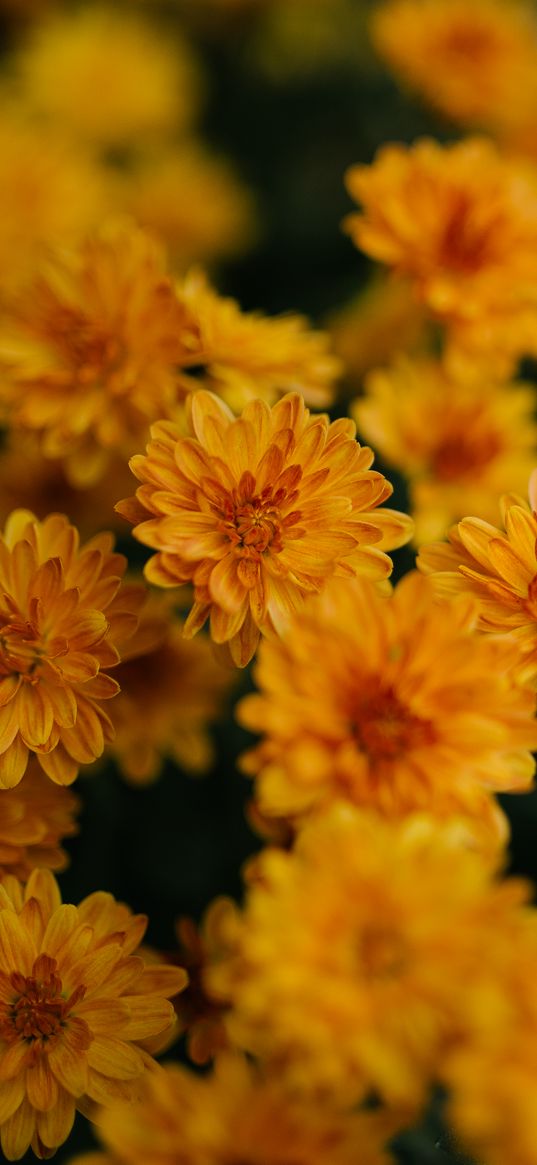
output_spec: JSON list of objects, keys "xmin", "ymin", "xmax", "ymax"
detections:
[
  {"xmin": 439, "ymin": 197, "xmax": 497, "ymax": 274},
  {"xmin": 0, "ymin": 955, "xmax": 87, "ymax": 1049},
  {"xmin": 0, "ymin": 617, "xmax": 44, "ymax": 680},
  {"xmin": 48, "ymin": 304, "xmax": 124, "ymax": 387},
  {"xmin": 358, "ymin": 924, "xmax": 407, "ymax": 980},
  {"xmin": 351, "ymin": 684, "xmax": 435, "ymax": 763},
  {"xmin": 217, "ymin": 470, "xmax": 303, "ymax": 562},
  {"xmin": 431, "ymin": 430, "xmax": 502, "ymax": 482}
]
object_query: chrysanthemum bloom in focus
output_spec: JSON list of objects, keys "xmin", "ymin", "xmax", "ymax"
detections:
[
  {"xmin": 0, "ymin": 220, "xmax": 185, "ymax": 487},
  {"xmin": 238, "ymin": 573, "xmax": 537, "ymax": 837},
  {"xmin": 344, "ymin": 138, "xmax": 537, "ymax": 371},
  {"xmin": 327, "ymin": 275, "xmax": 428, "ymax": 391},
  {"xmin": 0, "ymin": 509, "xmax": 143, "ymax": 787},
  {"xmin": 208, "ymin": 806, "xmax": 531, "ymax": 1108},
  {"xmin": 173, "ymin": 269, "xmax": 341, "ymax": 409},
  {"xmin": 14, "ymin": 5, "xmax": 201, "ymax": 146},
  {"xmin": 116, "ymin": 390, "xmax": 412, "ymax": 666},
  {"xmin": 116, "ymin": 145, "xmax": 256, "ymax": 269},
  {"xmin": 68, "ymin": 1053, "xmax": 396, "ymax": 1165},
  {"xmin": 418, "ymin": 472, "xmax": 537, "ymax": 686},
  {"xmin": 354, "ymin": 356, "xmax": 537, "ymax": 543},
  {"xmin": 109, "ymin": 591, "xmax": 235, "ymax": 783},
  {"xmin": 0, "ymin": 868, "xmax": 186, "ymax": 1159},
  {"xmin": 0, "ymin": 760, "xmax": 78, "ymax": 879},
  {"xmin": 371, "ymin": 0, "xmax": 537, "ymax": 136}
]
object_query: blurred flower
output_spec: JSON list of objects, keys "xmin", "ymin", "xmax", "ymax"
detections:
[
  {"xmin": 238, "ymin": 573, "xmax": 537, "ymax": 836},
  {"xmin": 445, "ymin": 921, "xmax": 537, "ymax": 1165},
  {"xmin": 0, "ymin": 509, "xmax": 143, "ymax": 788},
  {"xmin": 173, "ymin": 268, "xmax": 341, "ymax": 409},
  {"xmin": 114, "ymin": 145, "xmax": 256, "ymax": 270},
  {"xmin": 117, "ymin": 390, "xmax": 412, "ymax": 666},
  {"xmin": 208, "ymin": 806, "xmax": 531, "ymax": 1107},
  {"xmin": 108, "ymin": 591, "xmax": 235, "ymax": 783},
  {"xmin": 344, "ymin": 137, "xmax": 537, "ymax": 372},
  {"xmin": 14, "ymin": 5, "xmax": 202, "ymax": 147},
  {"xmin": 354, "ymin": 355, "xmax": 537, "ymax": 543},
  {"xmin": 0, "ymin": 759, "xmax": 78, "ymax": 879},
  {"xmin": 0, "ymin": 110, "xmax": 106, "ymax": 306},
  {"xmin": 0, "ymin": 435, "xmax": 134, "ymax": 539},
  {"xmin": 418, "ymin": 472, "xmax": 537, "ymax": 686},
  {"xmin": 67, "ymin": 1052, "xmax": 396, "ymax": 1165},
  {"xmin": 0, "ymin": 220, "xmax": 185, "ymax": 487},
  {"xmin": 158, "ymin": 898, "xmax": 239, "ymax": 1065},
  {"xmin": 371, "ymin": 0, "xmax": 537, "ymax": 136},
  {"xmin": 0, "ymin": 868, "xmax": 186, "ymax": 1159},
  {"xmin": 327, "ymin": 275, "xmax": 428, "ymax": 391}
]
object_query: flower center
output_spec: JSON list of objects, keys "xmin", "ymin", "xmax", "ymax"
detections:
[
  {"xmin": 351, "ymin": 684, "xmax": 435, "ymax": 763},
  {"xmin": 358, "ymin": 924, "xmax": 407, "ymax": 980},
  {"xmin": 0, "ymin": 954, "xmax": 87, "ymax": 1050},
  {"xmin": 218, "ymin": 470, "xmax": 302, "ymax": 562},
  {"xmin": 48, "ymin": 305, "xmax": 124, "ymax": 388},
  {"xmin": 0, "ymin": 617, "xmax": 43, "ymax": 680},
  {"xmin": 431, "ymin": 429, "xmax": 502, "ymax": 482}
]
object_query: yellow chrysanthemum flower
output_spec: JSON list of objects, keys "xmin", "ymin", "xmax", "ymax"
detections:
[
  {"xmin": 14, "ymin": 6, "xmax": 201, "ymax": 146},
  {"xmin": 238, "ymin": 573, "xmax": 537, "ymax": 836},
  {"xmin": 67, "ymin": 1053, "xmax": 396, "ymax": 1165},
  {"xmin": 0, "ymin": 220, "xmax": 185, "ymax": 487},
  {"xmin": 116, "ymin": 390, "xmax": 412, "ymax": 666},
  {"xmin": 108, "ymin": 591, "xmax": 235, "ymax": 783},
  {"xmin": 173, "ymin": 268, "xmax": 341, "ymax": 410},
  {"xmin": 0, "ymin": 111, "xmax": 106, "ymax": 306},
  {"xmin": 327, "ymin": 275, "xmax": 428, "ymax": 390},
  {"xmin": 354, "ymin": 355, "xmax": 537, "ymax": 543},
  {"xmin": 0, "ymin": 868, "xmax": 186, "ymax": 1160},
  {"xmin": 115, "ymin": 145, "xmax": 256, "ymax": 269},
  {"xmin": 208, "ymin": 806, "xmax": 532, "ymax": 1108},
  {"xmin": 0, "ymin": 509, "xmax": 143, "ymax": 788},
  {"xmin": 344, "ymin": 137, "xmax": 537, "ymax": 372},
  {"xmin": 418, "ymin": 473, "xmax": 537, "ymax": 686},
  {"xmin": 0, "ymin": 760, "xmax": 78, "ymax": 879},
  {"xmin": 371, "ymin": 0, "xmax": 537, "ymax": 136}
]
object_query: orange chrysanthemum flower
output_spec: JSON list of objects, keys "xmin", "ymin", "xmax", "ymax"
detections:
[
  {"xmin": 371, "ymin": 0, "xmax": 537, "ymax": 136},
  {"xmin": 0, "ymin": 760, "xmax": 78, "ymax": 879},
  {"xmin": 0, "ymin": 508, "xmax": 143, "ymax": 788},
  {"xmin": 116, "ymin": 390, "xmax": 412, "ymax": 666},
  {"xmin": 344, "ymin": 137, "xmax": 537, "ymax": 371},
  {"xmin": 208, "ymin": 806, "xmax": 532, "ymax": 1108},
  {"xmin": 0, "ymin": 220, "xmax": 185, "ymax": 487},
  {"xmin": 0, "ymin": 868, "xmax": 186, "ymax": 1159},
  {"xmin": 173, "ymin": 269, "xmax": 341, "ymax": 410},
  {"xmin": 354, "ymin": 356, "xmax": 537, "ymax": 543},
  {"xmin": 70, "ymin": 1057, "xmax": 393, "ymax": 1165},
  {"xmin": 418, "ymin": 472, "xmax": 537, "ymax": 685},
  {"xmin": 108, "ymin": 591, "xmax": 235, "ymax": 783},
  {"xmin": 238, "ymin": 573, "xmax": 537, "ymax": 837},
  {"xmin": 68, "ymin": 1053, "xmax": 396, "ymax": 1165}
]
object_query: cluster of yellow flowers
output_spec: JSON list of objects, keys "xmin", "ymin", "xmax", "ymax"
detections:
[{"xmin": 0, "ymin": 0, "xmax": 536, "ymax": 1163}]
